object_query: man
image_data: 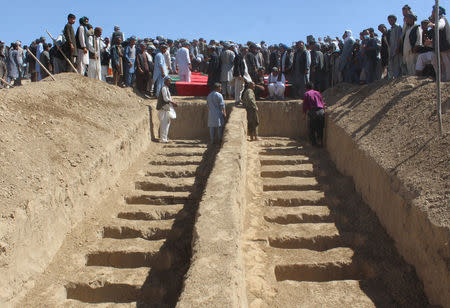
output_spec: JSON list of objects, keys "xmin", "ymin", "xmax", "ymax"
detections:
[
  {"xmin": 112, "ymin": 26, "xmax": 125, "ymax": 44},
  {"xmin": 280, "ymin": 44, "xmax": 294, "ymax": 83},
  {"xmin": 100, "ymin": 37, "xmax": 111, "ymax": 82},
  {"xmin": 39, "ymin": 43, "xmax": 51, "ymax": 79},
  {"xmin": 233, "ymin": 46, "xmax": 252, "ymax": 104},
  {"xmin": 76, "ymin": 16, "xmax": 90, "ymax": 75},
  {"xmin": 378, "ymin": 24, "xmax": 390, "ymax": 78},
  {"xmin": 430, "ymin": 5, "xmax": 450, "ymax": 81},
  {"xmin": 246, "ymin": 44, "xmax": 258, "ymax": 82},
  {"xmin": 87, "ymin": 27, "xmax": 102, "ymax": 80},
  {"xmin": 124, "ymin": 36, "xmax": 137, "ymax": 87},
  {"xmin": 175, "ymin": 41, "xmax": 191, "ymax": 82},
  {"xmin": 153, "ymin": 44, "xmax": 168, "ymax": 97},
  {"xmin": 303, "ymin": 82, "xmax": 325, "ymax": 147},
  {"xmin": 0, "ymin": 41, "xmax": 7, "ymax": 88},
  {"xmin": 111, "ymin": 37, "xmax": 124, "ymax": 86},
  {"xmin": 292, "ymin": 41, "xmax": 308, "ymax": 98},
  {"xmin": 415, "ymin": 20, "xmax": 435, "ymax": 77},
  {"xmin": 220, "ymin": 43, "xmax": 235, "ymax": 99},
  {"xmin": 268, "ymin": 45, "xmax": 279, "ymax": 72},
  {"xmin": 387, "ymin": 15, "xmax": 403, "ymax": 78},
  {"xmin": 242, "ymin": 82, "xmax": 259, "ymax": 141},
  {"xmin": 338, "ymin": 30, "xmax": 355, "ymax": 82},
  {"xmin": 403, "ymin": 13, "xmax": 422, "ymax": 76},
  {"xmin": 63, "ymin": 14, "xmax": 76, "ymax": 72},
  {"xmin": 310, "ymin": 43, "xmax": 325, "ymax": 90},
  {"xmin": 135, "ymin": 43, "xmax": 152, "ymax": 96},
  {"xmin": 254, "ymin": 67, "xmax": 266, "ymax": 100},
  {"xmin": 206, "ymin": 83, "xmax": 227, "ymax": 145},
  {"xmin": 168, "ymin": 39, "xmax": 177, "ymax": 73},
  {"xmin": 35, "ymin": 37, "xmax": 45, "ymax": 80},
  {"xmin": 267, "ymin": 67, "xmax": 286, "ymax": 99},
  {"xmin": 362, "ymin": 29, "xmax": 380, "ymax": 83},
  {"xmin": 190, "ymin": 39, "xmax": 201, "ymax": 72},
  {"xmin": 156, "ymin": 76, "xmax": 178, "ymax": 143},
  {"xmin": 207, "ymin": 46, "xmax": 221, "ymax": 89},
  {"xmin": 7, "ymin": 43, "xmax": 22, "ymax": 86}
]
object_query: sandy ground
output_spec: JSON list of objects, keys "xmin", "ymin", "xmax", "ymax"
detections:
[{"xmin": 323, "ymin": 77, "xmax": 449, "ymax": 227}]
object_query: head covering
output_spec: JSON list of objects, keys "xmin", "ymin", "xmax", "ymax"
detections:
[
  {"xmin": 129, "ymin": 36, "xmax": 137, "ymax": 41},
  {"xmin": 147, "ymin": 44, "xmax": 156, "ymax": 50},
  {"xmin": 159, "ymin": 43, "xmax": 168, "ymax": 49},
  {"xmin": 164, "ymin": 76, "xmax": 172, "ymax": 81},
  {"xmin": 79, "ymin": 16, "xmax": 88, "ymax": 26},
  {"xmin": 279, "ymin": 43, "xmax": 288, "ymax": 50},
  {"xmin": 153, "ymin": 39, "xmax": 159, "ymax": 45},
  {"xmin": 114, "ymin": 25, "xmax": 120, "ymax": 31},
  {"xmin": 344, "ymin": 30, "xmax": 353, "ymax": 42},
  {"xmin": 405, "ymin": 13, "xmax": 418, "ymax": 21},
  {"xmin": 272, "ymin": 67, "xmax": 279, "ymax": 72},
  {"xmin": 433, "ymin": 5, "xmax": 446, "ymax": 16}
]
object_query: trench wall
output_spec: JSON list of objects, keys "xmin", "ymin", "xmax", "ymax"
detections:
[
  {"xmin": 256, "ymin": 101, "xmax": 307, "ymax": 138},
  {"xmin": 4, "ymin": 108, "xmax": 151, "ymax": 306},
  {"xmin": 325, "ymin": 118, "xmax": 449, "ymax": 308},
  {"xmin": 177, "ymin": 107, "xmax": 248, "ymax": 308}
]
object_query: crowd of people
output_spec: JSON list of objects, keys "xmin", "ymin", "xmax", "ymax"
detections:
[
  {"xmin": 0, "ymin": 4, "xmax": 448, "ymax": 99},
  {"xmin": 0, "ymin": 4, "xmax": 448, "ymax": 145}
]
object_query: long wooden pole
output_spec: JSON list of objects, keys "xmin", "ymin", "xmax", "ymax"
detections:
[
  {"xmin": 435, "ymin": 0, "xmax": 443, "ymax": 135},
  {"xmin": 46, "ymin": 30, "xmax": 79, "ymax": 74},
  {"xmin": 0, "ymin": 77, "xmax": 13, "ymax": 87},
  {"xmin": 25, "ymin": 47, "xmax": 56, "ymax": 81}
]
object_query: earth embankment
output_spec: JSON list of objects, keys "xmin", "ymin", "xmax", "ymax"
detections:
[
  {"xmin": 0, "ymin": 73, "xmax": 151, "ymax": 305},
  {"xmin": 323, "ymin": 77, "xmax": 449, "ymax": 307}
]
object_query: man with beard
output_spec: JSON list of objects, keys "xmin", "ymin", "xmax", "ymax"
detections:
[
  {"xmin": 207, "ymin": 46, "xmax": 221, "ymax": 90},
  {"xmin": 135, "ymin": 43, "xmax": 152, "ymax": 96},
  {"xmin": 76, "ymin": 16, "xmax": 90, "ymax": 75},
  {"xmin": 292, "ymin": 41, "xmax": 308, "ymax": 98}
]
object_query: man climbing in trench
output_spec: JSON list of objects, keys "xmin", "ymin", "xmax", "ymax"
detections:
[{"xmin": 302, "ymin": 82, "xmax": 325, "ymax": 147}]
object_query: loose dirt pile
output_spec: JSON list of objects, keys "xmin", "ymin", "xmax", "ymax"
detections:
[
  {"xmin": 323, "ymin": 77, "xmax": 449, "ymax": 228},
  {"xmin": 0, "ymin": 73, "xmax": 148, "ymax": 303}
]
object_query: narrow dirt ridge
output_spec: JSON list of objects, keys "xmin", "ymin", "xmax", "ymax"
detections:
[
  {"xmin": 20, "ymin": 140, "xmax": 217, "ymax": 308},
  {"xmin": 244, "ymin": 137, "xmax": 430, "ymax": 308}
]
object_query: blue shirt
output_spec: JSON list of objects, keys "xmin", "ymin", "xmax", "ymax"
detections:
[
  {"xmin": 206, "ymin": 91, "xmax": 225, "ymax": 127},
  {"xmin": 153, "ymin": 51, "xmax": 167, "ymax": 80}
]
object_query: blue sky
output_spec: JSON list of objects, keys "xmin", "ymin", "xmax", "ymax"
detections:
[{"xmin": 1, "ymin": 0, "xmax": 447, "ymax": 46}]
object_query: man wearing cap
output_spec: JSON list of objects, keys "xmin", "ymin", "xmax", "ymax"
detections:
[
  {"xmin": 35, "ymin": 37, "xmax": 46, "ymax": 80},
  {"xmin": 135, "ymin": 43, "xmax": 152, "ymax": 96},
  {"xmin": 387, "ymin": 15, "xmax": 403, "ymax": 78},
  {"xmin": 76, "ymin": 17, "xmax": 90, "ymax": 76},
  {"xmin": 206, "ymin": 82, "xmax": 227, "ymax": 145},
  {"xmin": 429, "ymin": 5, "xmax": 450, "ymax": 81},
  {"xmin": 176, "ymin": 41, "xmax": 191, "ymax": 82},
  {"xmin": 156, "ymin": 76, "xmax": 178, "ymax": 143},
  {"xmin": 267, "ymin": 67, "xmax": 286, "ymax": 99},
  {"xmin": 403, "ymin": 13, "xmax": 422, "ymax": 76},
  {"xmin": 207, "ymin": 46, "xmax": 221, "ymax": 89},
  {"xmin": 246, "ymin": 44, "xmax": 258, "ymax": 82},
  {"xmin": 153, "ymin": 44, "xmax": 169, "ymax": 97},
  {"xmin": 87, "ymin": 27, "xmax": 102, "ymax": 80},
  {"xmin": 220, "ymin": 43, "xmax": 235, "ymax": 99},
  {"xmin": 100, "ymin": 37, "xmax": 111, "ymax": 82},
  {"xmin": 0, "ymin": 41, "xmax": 7, "ymax": 87},
  {"xmin": 124, "ymin": 36, "xmax": 137, "ymax": 87},
  {"xmin": 112, "ymin": 26, "xmax": 124, "ymax": 44},
  {"xmin": 233, "ymin": 46, "xmax": 252, "ymax": 104}
]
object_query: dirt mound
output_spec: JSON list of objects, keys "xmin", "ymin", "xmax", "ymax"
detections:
[
  {"xmin": 0, "ymin": 73, "xmax": 149, "ymax": 303},
  {"xmin": 323, "ymin": 77, "xmax": 449, "ymax": 227}
]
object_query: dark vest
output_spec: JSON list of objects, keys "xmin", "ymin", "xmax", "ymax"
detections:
[
  {"xmin": 156, "ymin": 86, "xmax": 169, "ymax": 110},
  {"xmin": 407, "ymin": 25, "xmax": 420, "ymax": 49},
  {"xmin": 75, "ymin": 26, "xmax": 88, "ymax": 49}
]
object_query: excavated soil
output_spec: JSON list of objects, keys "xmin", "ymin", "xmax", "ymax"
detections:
[
  {"xmin": 244, "ymin": 137, "xmax": 430, "ymax": 307},
  {"xmin": 19, "ymin": 140, "xmax": 218, "ymax": 307},
  {"xmin": 323, "ymin": 77, "xmax": 449, "ymax": 227}
]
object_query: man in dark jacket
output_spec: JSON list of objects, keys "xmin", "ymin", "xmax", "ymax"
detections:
[
  {"xmin": 63, "ymin": 13, "xmax": 76, "ymax": 72},
  {"xmin": 207, "ymin": 46, "xmax": 221, "ymax": 89}
]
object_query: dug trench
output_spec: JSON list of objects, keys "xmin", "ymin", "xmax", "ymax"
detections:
[{"xmin": 11, "ymin": 81, "xmax": 447, "ymax": 307}]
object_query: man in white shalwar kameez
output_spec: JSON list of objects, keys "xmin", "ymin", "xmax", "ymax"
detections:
[
  {"xmin": 76, "ymin": 17, "xmax": 90, "ymax": 76},
  {"xmin": 87, "ymin": 27, "xmax": 102, "ymax": 80},
  {"xmin": 267, "ymin": 67, "xmax": 286, "ymax": 99},
  {"xmin": 403, "ymin": 14, "xmax": 423, "ymax": 76},
  {"xmin": 220, "ymin": 43, "xmax": 235, "ymax": 98},
  {"xmin": 157, "ymin": 76, "xmax": 178, "ymax": 143},
  {"xmin": 176, "ymin": 42, "xmax": 191, "ymax": 82}
]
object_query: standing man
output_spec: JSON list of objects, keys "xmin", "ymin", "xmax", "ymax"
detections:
[
  {"xmin": 175, "ymin": 41, "xmax": 191, "ymax": 82},
  {"xmin": 156, "ymin": 76, "xmax": 178, "ymax": 143},
  {"xmin": 378, "ymin": 24, "xmax": 390, "ymax": 79},
  {"xmin": 387, "ymin": 15, "xmax": 403, "ymax": 79},
  {"xmin": 124, "ymin": 36, "xmax": 137, "ymax": 87},
  {"xmin": 39, "ymin": 43, "xmax": 51, "ymax": 79},
  {"xmin": 206, "ymin": 83, "xmax": 227, "ymax": 145},
  {"xmin": 35, "ymin": 37, "xmax": 45, "ymax": 80},
  {"xmin": 403, "ymin": 13, "xmax": 422, "ymax": 76},
  {"xmin": 220, "ymin": 43, "xmax": 235, "ymax": 99},
  {"xmin": 302, "ymin": 83, "xmax": 325, "ymax": 147},
  {"xmin": 0, "ymin": 41, "xmax": 7, "ymax": 88},
  {"xmin": 7, "ymin": 43, "xmax": 22, "ymax": 86},
  {"xmin": 135, "ymin": 43, "xmax": 152, "ymax": 96},
  {"xmin": 112, "ymin": 26, "xmax": 125, "ymax": 45},
  {"xmin": 233, "ymin": 46, "xmax": 252, "ymax": 105},
  {"xmin": 153, "ymin": 44, "xmax": 168, "ymax": 97},
  {"xmin": 63, "ymin": 13, "xmax": 76, "ymax": 72},
  {"xmin": 292, "ymin": 41, "xmax": 308, "ymax": 99},
  {"xmin": 339, "ymin": 30, "xmax": 355, "ymax": 83},
  {"xmin": 111, "ymin": 37, "xmax": 124, "ymax": 86},
  {"xmin": 100, "ymin": 37, "xmax": 111, "ymax": 82},
  {"xmin": 87, "ymin": 27, "xmax": 102, "ymax": 80},
  {"xmin": 76, "ymin": 16, "xmax": 90, "ymax": 76},
  {"xmin": 246, "ymin": 44, "xmax": 258, "ymax": 82},
  {"xmin": 207, "ymin": 46, "xmax": 221, "ymax": 89},
  {"xmin": 242, "ymin": 82, "xmax": 259, "ymax": 141},
  {"xmin": 430, "ymin": 5, "xmax": 450, "ymax": 81}
]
